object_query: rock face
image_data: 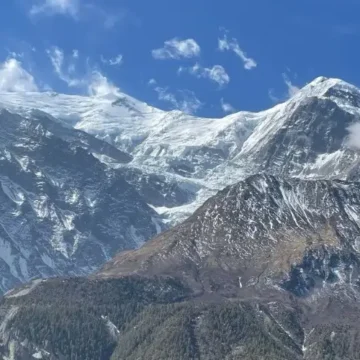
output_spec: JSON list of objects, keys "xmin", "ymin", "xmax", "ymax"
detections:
[{"xmin": 0, "ymin": 109, "xmax": 163, "ymax": 293}]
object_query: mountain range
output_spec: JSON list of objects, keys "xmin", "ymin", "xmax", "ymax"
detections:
[{"xmin": 0, "ymin": 77, "xmax": 359, "ymax": 359}]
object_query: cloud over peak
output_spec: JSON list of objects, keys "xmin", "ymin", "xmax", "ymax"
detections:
[
  {"xmin": 218, "ymin": 32, "xmax": 257, "ymax": 70},
  {"xmin": 0, "ymin": 58, "xmax": 38, "ymax": 92},
  {"xmin": 152, "ymin": 38, "xmax": 201, "ymax": 60}
]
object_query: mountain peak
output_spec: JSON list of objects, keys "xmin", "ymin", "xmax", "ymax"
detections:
[{"xmin": 297, "ymin": 76, "xmax": 360, "ymax": 103}]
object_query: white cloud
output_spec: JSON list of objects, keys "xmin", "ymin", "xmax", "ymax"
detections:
[
  {"xmin": 152, "ymin": 38, "xmax": 201, "ymax": 60},
  {"xmin": 30, "ymin": 0, "xmax": 79, "ymax": 17},
  {"xmin": 101, "ymin": 54, "xmax": 123, "ymax": 66},
  {"xmin": 154, "ymin": 86, "xmax": 202, "ymax": 114},
  {"xmin": 0, "ymin": 58, "xmax": 38, "ymax": 92},
  {"xmin": 347, "ymin": 122, "xmax": 360, "ymax": 150},
  {"xmin": 283, "ymin": 73, "xmax": 300, "ymax": 98},
  {"xmin": 220, "ymin": 98, "xmax": 236, "ymax": 114},
  {"xmin": 218, "ymin": 33, "xmax": 257, "ymax": 70},
  {"xmin": 181, "ymin": 63, "xmax": 230, "ymax": 87},
  {"xmin": 148, "ymin": 78, "xmax": 157, "ymax": 86}
]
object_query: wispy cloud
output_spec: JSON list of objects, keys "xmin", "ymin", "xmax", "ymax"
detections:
[
  {"xmin": 46, "ymin": 46, "xmax": 83, "ymax": 87},
  {"xmin": 152, "ymin": 38, "xmax": 201, "ymax": 60},
  {"xmin": 268, "ymin": 89, "xmax": 280, "ymax": 103},
  {"xmin": 220, "ymin": 98, "xmax": 236, "ymax": 114},
  {"xmin": 47, "ymin": 46, "xmax": 120, "ymax": 97},
  {"xmin": 0, "ymin": 58, "xmax": 38, "ymax": 92},
  {"xmin": 30, "ymin": 0, "xmax": 79, "ymax": 17},
  {"xmin": 101, "ymin": 54, "xmax": 123, "ymax": 66},
  {"xmin": 154, "ymin": 86, "xmax": 202, "ymax": 114},
  {"xmin": 268, "ymin": 73, "xmax": 300, "ymax": 103},
  {"xmin": 179, "ymin": 63, "xmax": 230, "ymax": 87},
  {"xmin": 148, "ymin": 78, "xmax": 157, "ymax": 86},
  {"xmin": 282, "ymin": 73, "xmax": 300, "ymax": 97},
  {"xmin": 218, "ymin": 31, "xmax": 257, "ymax": 70}
]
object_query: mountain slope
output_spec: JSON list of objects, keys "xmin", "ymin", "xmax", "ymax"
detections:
[
  {"xmin": 0, "ymin": 109, "xmax": 163, "ymax": 293},
  {"xmin": 97, "ymin": 174, "xmax": 360, "ymax": 297}
]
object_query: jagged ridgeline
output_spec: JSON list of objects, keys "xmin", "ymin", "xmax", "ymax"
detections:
[{"xmin": 0, "ymin": 77, "xmax": 359, "ymax": 359}]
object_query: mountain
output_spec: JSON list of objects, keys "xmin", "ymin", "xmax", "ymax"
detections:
[
  {"xmin": 0, "ymin": 109, "xmax": 163, "ymax": 294},
  {"xmin": 1, "ymin": 77, "xmax": 359, "ymax": 224},
  {"xmin": 0, "ymin": 77, "xmax": 359, "ymax": 359},
  {"xmin": 1, "ymin": 174, "xmax": 360, "ymax": 359}
]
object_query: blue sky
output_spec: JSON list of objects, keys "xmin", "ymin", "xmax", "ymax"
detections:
[{"xmin": 0, "ymin": 0, "xmax": 359, "ymax": 117}]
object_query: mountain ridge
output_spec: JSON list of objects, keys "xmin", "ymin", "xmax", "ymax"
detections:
[{"xmin": 2, "ymin": 76, "xmax": 359, "ymax": 224}]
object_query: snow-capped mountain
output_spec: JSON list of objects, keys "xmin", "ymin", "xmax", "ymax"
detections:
[
  {"xmin": 0, "ymin": 77, "xmax": 359, "ymax": 224},
  {"xmin": 0, "ymin": 76, "xmax": 358, "ymax": 293},
  {"xmin": 0, "ymin": 109, "xmax": 163, "ymax": 293},
  {"xmin": 0, "ymin": 77, "xmax": 360, "ymax": 359}
]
